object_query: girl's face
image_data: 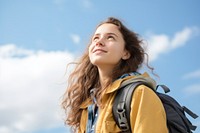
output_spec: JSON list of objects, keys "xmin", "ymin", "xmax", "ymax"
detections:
[{"xmin": 89, "ymin": 23, "xmax": 130, "ymax": 69}]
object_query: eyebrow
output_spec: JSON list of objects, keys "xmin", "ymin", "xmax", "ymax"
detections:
[
  {"xmin": 107, "ymin": 33, "xmax": 118, "ymax": 37},
  {"xmin": 94, "ymin": 33, "xmax": 119, "ymax": 37}
]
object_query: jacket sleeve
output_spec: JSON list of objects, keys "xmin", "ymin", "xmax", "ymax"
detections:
[
  {"xmin": 78, "ymin": 109, "xmax": 88, "ymax": 133},
  {"xmin": 130, "ymin": 85, "xmax": 168, "ymax": 133}
]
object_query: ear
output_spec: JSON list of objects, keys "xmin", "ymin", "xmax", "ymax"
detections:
[{"xmin": 122, "ymin": 50, "xmax": 130, "ymax": 60}]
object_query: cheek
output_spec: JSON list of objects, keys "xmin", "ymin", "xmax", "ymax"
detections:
[{"xmin": 111, "ymin": 44, "xmax": 125, "ymax": 56}]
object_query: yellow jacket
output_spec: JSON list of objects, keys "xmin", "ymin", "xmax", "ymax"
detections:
[{"xmin": 79, "ymin": 73, "xmax": 168, "ymax": 133}]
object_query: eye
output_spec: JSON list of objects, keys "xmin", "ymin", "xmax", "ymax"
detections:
[
  {"xmin": 107, "ymin": 35, "xmax": 115, "ymax": 40},
  {"xmin": 93, "ymin": 36, "xmax": 99, "ymax": 41}
]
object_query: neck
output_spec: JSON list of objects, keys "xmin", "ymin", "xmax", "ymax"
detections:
[{"xmin": 97, "ymin": 66, "xmax": 113, "ymax": 88}]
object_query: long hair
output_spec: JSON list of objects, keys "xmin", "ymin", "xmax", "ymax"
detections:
[{"xmin": 62, "ymin": 17, "xmax": 152, "ymax": 132}]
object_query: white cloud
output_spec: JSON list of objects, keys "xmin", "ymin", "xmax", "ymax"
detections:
[
  {"xmin": 0, "ymin": 44, "xmax": 74, "ymax": 133},
  {"xmin": 171, "ymin": 27, "xmax": 199, "ymax": 48},
  {"xmin": 182, "ymin": 69, "xmax": 200, "ymax": 80},
  {"xmin": 144, "ymin": 34, "xmax": 169, "ymax": 61},
  {"xmin": 0, "ymin": 44, "xmax": 33, "ymax": 58},
  {"xmin": 69, "ymin": 34, "xmax": 81, "ymax": 44},
  {"xmin": 183, "ymin": 83, "xmax": 200, "ymax": 95},
  {"xmin": 145, "ymin": 27, "xmax": 199, "ymax": 62}
]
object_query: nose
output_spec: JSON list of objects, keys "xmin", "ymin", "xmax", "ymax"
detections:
[{"xmin": 95, "ymin": 38, "xmax": 105, "ymax": 46}]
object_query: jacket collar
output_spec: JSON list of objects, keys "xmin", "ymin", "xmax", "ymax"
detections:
[
  {"xmin": 80, "ymin": 98, "xmax": 92, "ymax": 109},
  {"xmin": 80, "ymin": 72, "xmax": 155, "ymax": 109},
  {"xmin": 105, "ymin": 72, "xmax": 156, "ymax": 93}
]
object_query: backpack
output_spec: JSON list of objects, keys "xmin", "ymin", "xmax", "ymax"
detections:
[{"xmin": 112, "ymin": 81, "xmax": 198, "ymax": 133}]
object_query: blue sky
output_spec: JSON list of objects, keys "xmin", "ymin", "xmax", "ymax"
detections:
[{"xmin": 0, "ymin": 0, "xmax": 200, "ymax": 133}]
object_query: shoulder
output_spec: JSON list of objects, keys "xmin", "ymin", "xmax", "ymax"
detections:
[
  {"xmin": 130, "ymin": 84, "xmax": 166, "ymax": 120},
  {"xmin": 134, "ymin": 84, "xmax": 156, "ymax": 96},
  {"xmin": 132, "ymin": 84, "xmax": 162, "ymax": 105}
]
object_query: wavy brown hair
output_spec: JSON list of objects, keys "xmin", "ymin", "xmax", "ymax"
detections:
[{"xmin": 62, "ymin": 17, "xmax": 153, "ymax": 132}]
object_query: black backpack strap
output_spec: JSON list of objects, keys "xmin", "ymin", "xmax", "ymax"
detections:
[
  {"xmin": 112, "ymin": 81, "xmax": 145, "ymax": 133},
  {"xmin": 182, "ymin": 106, "xmax": 198, "ymax": 130},
  {"xmin": 183, "ymin": 106, "xmax": 198, "ymax": 119},
  {"xmin": 156, "ymin": 84, "xmax": 170, "ymax": 93}
]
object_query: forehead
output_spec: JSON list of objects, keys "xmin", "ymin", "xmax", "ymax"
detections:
[{"xmin": 94, "ymin": 23, "xmax": 121, "ymax": 35}]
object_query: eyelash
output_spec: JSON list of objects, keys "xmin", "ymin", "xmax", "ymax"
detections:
[
  {"xmin": 107, "ymin": 36, "xmax": 114, "ymax": 39},
  {"xmin": 92, "ymin": 35, "xmax": 115, "ymax": 41},
  {"xmin": 93, "ymin": 36, "xmax": 99, "ymax": 41}
]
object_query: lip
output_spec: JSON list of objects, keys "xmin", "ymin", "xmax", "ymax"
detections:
[{"xmin": 93, "ymin": 48, "xmax": 107, "ymax": 53}]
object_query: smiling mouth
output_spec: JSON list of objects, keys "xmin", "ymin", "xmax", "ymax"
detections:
[{"xmin": 93, "ymin": 49, "xmax": 107, "ymax": 53}]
